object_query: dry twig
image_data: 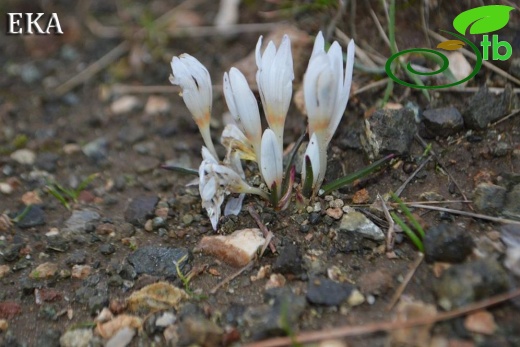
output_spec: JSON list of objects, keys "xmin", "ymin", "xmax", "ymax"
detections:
[
  {"xmin": 209, "ymin": 261, "xmax": 254, "ymax": 294},
  {"xmin": 408, "ymin": 204, "xmax": 520, "ymax": 225},
  {"xmin": 377, "ymin": 193, "xmax": 396, "ymax": 252},
  {"xmin": 248, "ymin": 205, "xmax": 277, "ymax": 254},
  {"xmin": 387, "ymin": 252, "xmax": 424, "ymax": 311},
  {"xmin": 394, "ymin": 156, "xmax": 432, "ymax": 197},
  {"xmin": 53, "ymin": 0, "xmax": 203, "ymax": 97}
]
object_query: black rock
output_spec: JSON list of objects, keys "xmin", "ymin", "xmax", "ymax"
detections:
[
  {"xmin": 360, "ymin": 108, "xmax": 417, "ymax": 160},
  {"xmin": 35, "ymin": 152, "xmax": 59, "ymax": 172},
  {"xmin": 473, "ymin": 183, "xmax": 507, "ymax": 216},
  {"xmin": 99, "ymin": 243, "xmax": 116, "ymax": 255},
  {"xmin": 127, "ymin": 246, "xmax": 191, "ymax": 279},
  {"xmin": 65, "ymin": 250, "xmax": 88, "ymax": 266},
  {"xmin": 308, "ymin": 212, "xmax": 321, "ymax": 225},
  {"xmin": 17, "ymin": 205, "xmax": 46, "ymax": 229},
  {"xmin": 306, "ymin": 277, "xmax": 355, "ymax": 306},
  {"xmin": 424, "ymin": 223, "xmax": 474, "ymax": 263},
  {"xmin": 422, "ymin": 107, "xmax": 464, "ymax": 137},
  {"xmin": 124, "ymin": 196, "xmax": 159, "ymax": 226},
  {"xmin": 463, "ymin": 85, "xmax": 519, "ymax": 130},
  {"xmin": 272, "ymin": 243, "xmax": 304, "ymax": 277},
  {"xmin": 434, "ymin": 258, "xmax": 510, "ymax": 310}
]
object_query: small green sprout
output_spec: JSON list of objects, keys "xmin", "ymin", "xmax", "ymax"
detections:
[
  {"xmin": 390, "ymin": 192, "xmax": 425, "ymax": 252},
  {"xmin": 45, "ymin": 173, "xmax": 99, "ymax": 210}
]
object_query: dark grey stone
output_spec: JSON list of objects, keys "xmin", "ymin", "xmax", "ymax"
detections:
[
  {"xmin": 2, "ymin": 243, "xmax": 23, "ymax": 262},
  {"xmin": 245, "ymin": 287, "xmax": 306, "ymax": 340},
  {"xmin": 424, "ymin": 223, "xmax": 474, "ymax": 263},
  {"xmin": 422, "ymin": 107, "xmax": 464, "ymax": 137},
  {"xmin": 99, "ymin": 243, "xmax": 116, "ymax": 255},
  {"xmin": 35, "ymin": 328, "xmax": 61, "ymax": 347},
  {"xmin": 308, "ymin": 212, "xmax": 321, "ymax": 225},
  {"xmin": 82, "ymin": 137, "xmax": 109, "ymax": 163},
  {"xmin": 463, "ymin": 85, "xmax": 519, "ymax": 130},
  {"xmin": 17, "ymin": 205, "xmax": 46, "ymax": 229},
  {"xmin": 504, "ymin": 184, "xmax": 520, "ymax": 220},
  {"xmin": 473, "ymin": 183, "xmax": 507, "ymax": 216},
  {"xmin": 88, "ymin": 293, "xmax": 109, "ymax": 315},
  {"xmin": 434, "ymin": 258, "xmax": 510, "ymax": 310},
  {"xmin": 35, "ymin": 152, "xmax": 60, "ymax": 172},
  {"xmin": 117, "ymin": 125, "xmax": 145, "ymax": 144},
  {"xmin": 124, "ymin": 196, "xmax": 159, "ymax": 226},
  {"xmin": 272, "ymin": 243, "xmax": 304, "ymax": 277},
  {"xmin": 334, "ymin": 229, "xmax": 375, "ymax": 253},
  {"xmin": 127, "ymin": 246, "xmax": 190, "ymax": 279},
  {"xmin": 46, "ymin": 235, "xmax": 69, "ymax": 252},
  {"xmin": 306, "ymin": 277, "xmax": 354, "ymax": 306},
  {"xmin": 65, "ymin": 250, "xmax": 87, "ymax": 266},
  {"xmin": 360, "ymin": 108, "xmax": 417, "ymax": 160},
  {"xmin": 63, "ymin": 209, "xmax": 100, "ymax": 234}
]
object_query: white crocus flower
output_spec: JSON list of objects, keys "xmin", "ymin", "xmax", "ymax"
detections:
[
  {"xmin": 223, "ymin": 68, "xmax": 262, "ymax": 162},
  {"xmin": 170, "ymin": 54, "xmax": 217, "ymax": 158},
  {"xmin": 199, "ymin": 147, "xmax": 268, "ymax": 230},
  {"xmin": 260, "ymin": 128, "xmax": 283, "ymax": 197},
  {"xmin": 303, "ymin": 31, "xmax": 355, "ymax": 192},
  {"xmin": 304, "ymin": 31, "xmax": 355, "ymax": 146},
  {"xmin": 255, "ymin": 34, "xmax": 294, "ymax": 145}
]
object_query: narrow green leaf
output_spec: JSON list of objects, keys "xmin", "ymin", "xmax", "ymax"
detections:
[
  {"xmin": 391, "ymin": 192, "xmax": 425, "ymax": 239},
  {"xmin": 391, "ymin": 212, "xmax": 424, "ymax": 252},
  {"xmin": 453, "ymin": 5, "xmax": 514, "ymax": 35},
  {"xmin": 75, "ymin": 173, "xmax": 99, "ymax": 197},
  {"xmin": 12, "ymin": 205, "xmax": 33, "ymax": 224},
  {"xmin": 46, "ymin": 186, "xmax": 70, "ymax": 210},
  {"xmin": 161, "ymin": 165, "xmax": 199, "ymax": 176},
  {"xmin": 319, "ymin": 154, "xmax": 394, "ymax": 196}
]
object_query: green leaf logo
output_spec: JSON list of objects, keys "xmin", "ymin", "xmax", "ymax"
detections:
[{"xmin": 453, "ymin": 5, "xmax": 514, "ymax": 35}]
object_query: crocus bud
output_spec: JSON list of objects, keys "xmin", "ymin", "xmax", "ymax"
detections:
[{"xmin": 170, "ymin": 54, "xmax": 217, "ymax": 158}]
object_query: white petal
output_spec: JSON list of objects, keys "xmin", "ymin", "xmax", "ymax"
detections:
[
  {"xmin": 224, "ymin": 194, "xmax": 245, "ymax": 216},
  {"xmin": 310, "ymin": 31, "xmax": 325, "ymax": 61},
  {"xmin": 327, "ymin": 39, "xmax": 356, "ymax": 144},
  {"xmin": 255, "ymin": 35, "xmax": 264, "ymax": 69},
  {"xmin": 260, "ymin": 128, "xmax": 283, "ymax": 190},
  {"xmin": 227, "ymin": 68, "xmax": 262, "ymax": 153},
  {"xmin": 201, "ymin": 176, "xmax": 217, "ymax": 201},
  {"xmin": 256, "ymin": 35, "xmax": 294, "ymax": 144}
]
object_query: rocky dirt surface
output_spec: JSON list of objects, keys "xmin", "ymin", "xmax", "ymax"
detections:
[{"xmin": 1, "ymin": 0, "xmax": 520, "ymax": 346}]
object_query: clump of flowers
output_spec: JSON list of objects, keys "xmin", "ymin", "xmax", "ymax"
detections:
[{"xmin": 169, "ymin": 31, "xmax": 355, "ymax": 230}]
